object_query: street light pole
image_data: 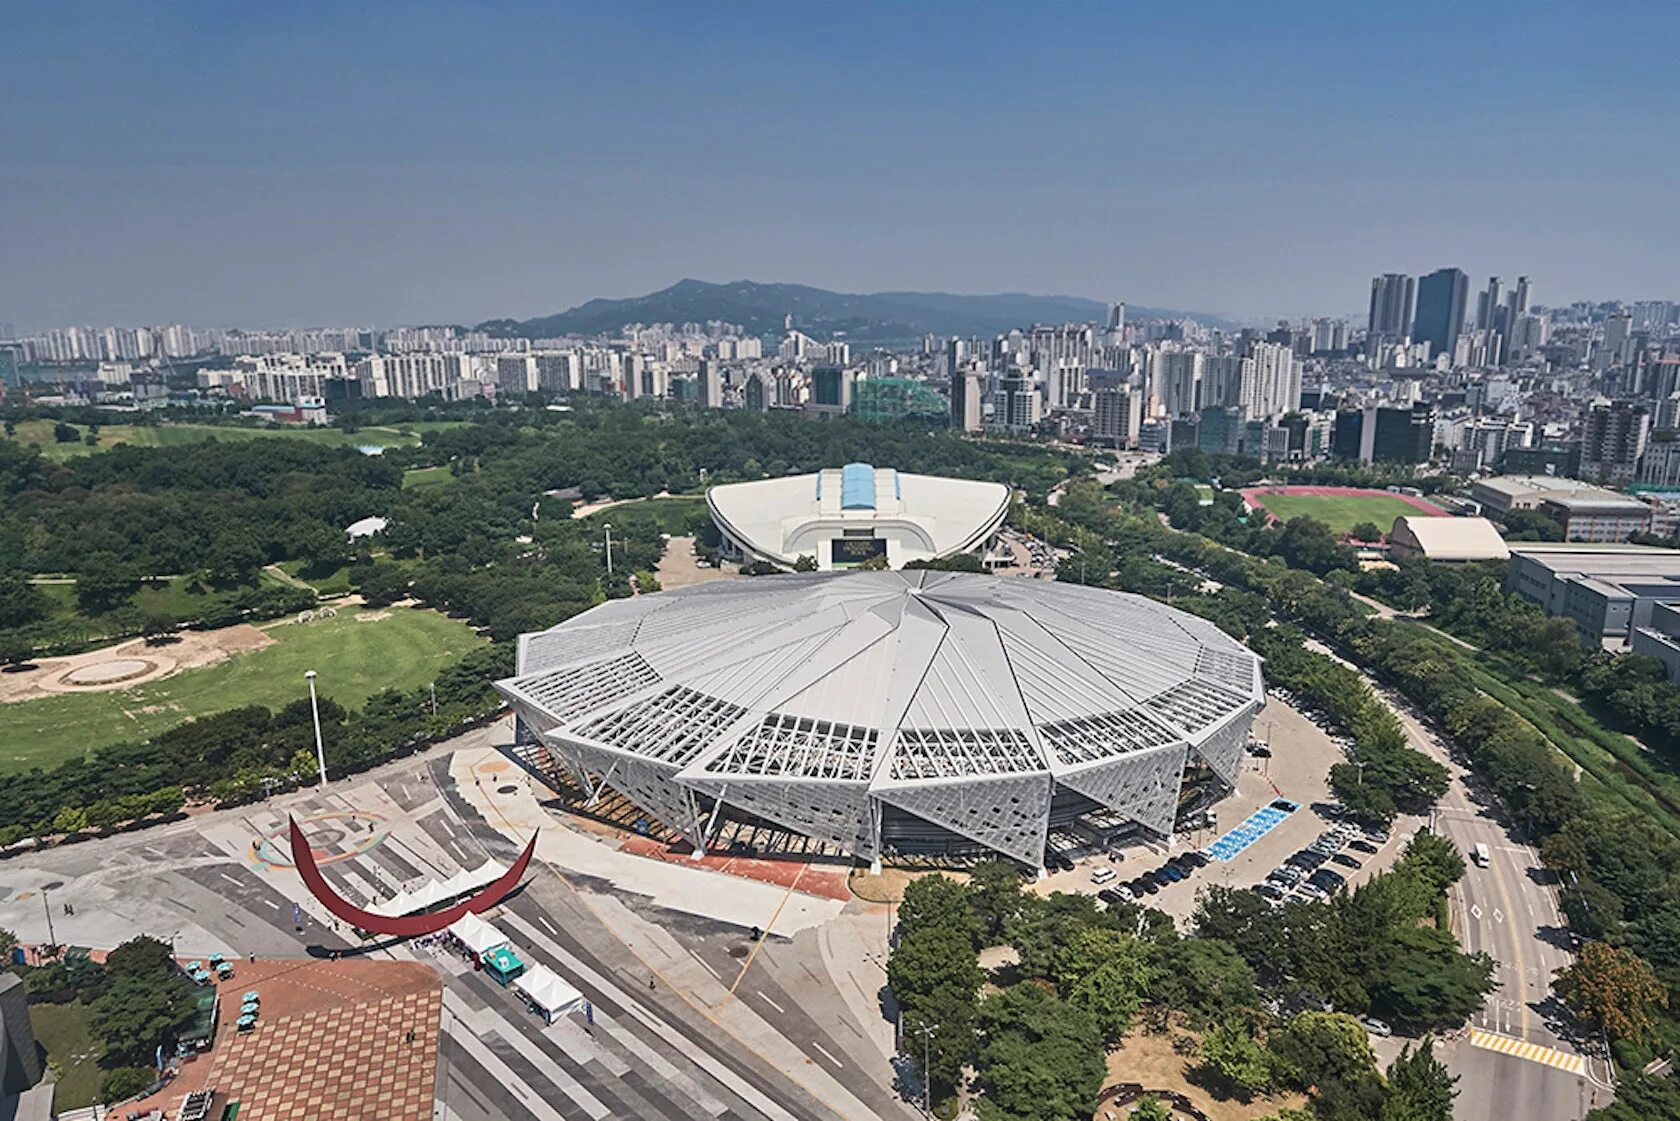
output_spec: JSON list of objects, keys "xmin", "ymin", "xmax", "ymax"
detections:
[
  {"xmin": 604, "ymin": 523, "xmax": 614, "ymax": 577},
  {"xmin": 912, "ymin": 1021, "xmax": 939, "ymax": 1116},
  {"xmin": 305, "ymin": 670, "xmax": 327, "ymax": 788},
  {"xmin": 41, "ymin": 887, "xmax": 56, "ymax": 950}
]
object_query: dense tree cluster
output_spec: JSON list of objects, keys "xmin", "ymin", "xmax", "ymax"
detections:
[
  {"xmin": 885, "ymin": 859, "xmax": 1463, "ymax": 1121},
  {"xmin": 1040, "ymin": 473, "xmax": 1680, "ymax": 1064}
]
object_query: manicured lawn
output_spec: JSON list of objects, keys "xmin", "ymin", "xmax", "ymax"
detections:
[
  {"xmin": 402, "ymin": 464, "xmax": 457, "ymax": 490},
  {"xmin": 1254, "ymin": 494, "xmax": 1435, "ymax": 536},
  {"xmin": 274, "ymin": 559, "xmax": 355, "ymax": 596},
  {"xmin": 0, "ymin": 606, "xmax": 485, "ymax": 774},
  {"xmin": 576, "ymin": 495, "xmax": 707, "ymax": 535},
  {"xmin": 28, "ymin": 1000, "xmax": 104, "ymax": 1110},
  {"xmin": 3, "ymin": 420, "xmax": 440, "ymax": 462}
]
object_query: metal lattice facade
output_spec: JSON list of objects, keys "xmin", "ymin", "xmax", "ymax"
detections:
[{"xmin": 498, "ymin": 572, "xmax": 1265, "ymax": 868}]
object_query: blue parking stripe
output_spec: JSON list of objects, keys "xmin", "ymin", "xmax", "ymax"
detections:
[{"xmin": 1207, "ymin": 801, "xmax": 1297, "ymax": 862}]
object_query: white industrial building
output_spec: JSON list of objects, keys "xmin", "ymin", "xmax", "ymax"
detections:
[
  {"xmin": 497, "ymin": 572, "xmax": 1264, "ymax": 870},
  {"xmin": 706, "ymin": 463, "xmax": 1010, "ymax": 571}
]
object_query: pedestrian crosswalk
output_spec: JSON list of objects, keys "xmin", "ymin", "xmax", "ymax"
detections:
[{"xmin": 1469, "ymin": 1029, "xmax": 1587, "ymax": 1075}]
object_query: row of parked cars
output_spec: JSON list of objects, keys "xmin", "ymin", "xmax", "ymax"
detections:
[
  {"xmin": 1096, "ymin": 849, "xmax": 1210, "ymax": 905},
  {"xmin": 1251, "ymin": 818, "xmax": 1387, "ymax": 905}
]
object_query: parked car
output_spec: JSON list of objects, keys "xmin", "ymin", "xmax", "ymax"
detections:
[
  {"xmin": 1138, "ymin": 876, "xmax": 1161, "ymax": 894},
  {"xmin": 1249, "ymin": 743, "xmax": 1273, "ymax": 758},
  {"xmin": 1270, "ymin": 866, "xmax": 1306, "ymax": 885},
  {"xmin": 1182, "ymin": 851, "xmax": 1210, "ymax": 868},
  {"xmin": 1359, "ymin": 1016, "xmax": 1393, "ymax": 1038},
  {"xmin": 1161, "ymin": 865, "xmax": 1186, "ymax": 882},
  {"xmin": 1309, "ymin": 869, "xmax": 1347, "ymax": 892},
  {"xmin": 1331, "ymin": 853, "xmax": 1363, "ymax": 869},
  {"xmin": 1091, "ymin": 866, "xmax": 1117, "ymax": 885},
  {"xmin": 1253, "ymin": 883, "xmax": 1286, "ymax": 902},
  {"xmin": 1349, "ymin": 839, "xmax": 1379, "ymax": 855}
]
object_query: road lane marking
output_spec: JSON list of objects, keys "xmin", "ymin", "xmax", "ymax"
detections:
[
  {"xmin": 218, "ymin": 872, "xmax": 242, "ymax": 886},
  {"xmin": 811, "ymin": 1042, "xmax": 844, "ymax": 1068},
  {"xmin": 691, "ymin": 952, "xmax": 721, "ymax": 981},
  {"xmin": 1469, "ymin": 1030, "xmax": 1587, "ymax": 1076},
  {"xmin": 757, "ymin": 991, "xmax": 785, "ymax": 1014}
]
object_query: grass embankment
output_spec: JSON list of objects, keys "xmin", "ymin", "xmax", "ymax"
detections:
[
  {"xmin": 0, "ymin": 606, "xmax": 484, "ymax": 775},
  {"xmin": 1400, "ymin": 626, "xmax": 1680, "ymax": 841},
  {"xmin": 1254, "ymin": 494, "xmax": 1435, "ymax": 535},
  {"xmin": 28, "ymin": 1000, "xmax": 103, "ymax": 1109}
]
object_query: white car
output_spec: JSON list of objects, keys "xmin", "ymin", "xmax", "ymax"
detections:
[{"xmin": 1359, "ymin": 1016, "xmax": 1393, "ymax": 1038}]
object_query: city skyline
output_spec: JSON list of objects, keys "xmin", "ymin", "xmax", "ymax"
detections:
[{"xmin": 4, "ymin": 2, "xmax": 1677, "ymax": 330}]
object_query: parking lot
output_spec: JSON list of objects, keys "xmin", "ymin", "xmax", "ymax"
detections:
[{"xmin": 1032, "ymin": 692, "xmax": 1416, "ymax": 924}]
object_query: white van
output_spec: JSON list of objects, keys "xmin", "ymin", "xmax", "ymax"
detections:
[
  {"xmin": 1090, "ymin": 866, "xmax": 1117, "ymax": 885},
  {"xmin": 1472, "ymin": 842, "xmax": 1491, "ymax": 868}
]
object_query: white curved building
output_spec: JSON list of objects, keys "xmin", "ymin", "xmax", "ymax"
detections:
[
  {"xmin": 706, "ymin": 463, "xmax": 1010, "ymax": 570},
  {"xmin": 498, "ymin": 572, "xmax": 1263, "ymax": 870}
]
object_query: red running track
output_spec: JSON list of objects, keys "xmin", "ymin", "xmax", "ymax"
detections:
[{"xmin": 1238, "ymin": 485, "xmax": 1446, "ymax": 524}]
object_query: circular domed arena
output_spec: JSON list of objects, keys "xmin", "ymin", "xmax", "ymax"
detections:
[{"xmin": 497, "ymin": 571, "xmax": 1263, "ymax": 870}]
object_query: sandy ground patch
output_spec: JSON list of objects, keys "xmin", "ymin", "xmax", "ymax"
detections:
[
  {"xmin": 655, "ymin": 534, "xmax": 739, "ymax": 589},
  {"xmin": 1099, "ymin": 1029, "xmax": 1306, "ymax": 1121},
  {"xmin": 0, "ymin": 624, "xmax": 274, "ymax": 702},
  {"xmin": 569, "ymin": 490, "xmax": 671, "ymax": 519}
]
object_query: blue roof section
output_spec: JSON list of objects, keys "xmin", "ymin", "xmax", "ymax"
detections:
[{"xmin": 841, "ymin": 463, "xmax": 877, "ymax": 510}]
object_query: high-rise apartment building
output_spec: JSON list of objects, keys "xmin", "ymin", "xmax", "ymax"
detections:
[
  {"xmin": 1579, "ymin": 400, "xmax": 1651, "ymax": 486},
  {"xmin": 1239, "ymin": 342, "xmax": 1299, "ymax": 420},
  {"xmin": 1476, "ymin": 276, "xmax": 1503, "ymax": 330},
  {"xmin": 1368, "ymin": 274, "xmax": 1415, "ymax": 339},
  {"xmin": 1092, "ymin": 386, "xmax": 1142, "ymax": 448},
  {"xmin": 1413, "ymin": 268, "xmax": 1468, "ymax": 361}
]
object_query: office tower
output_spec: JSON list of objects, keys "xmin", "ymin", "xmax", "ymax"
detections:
[
  {"xmin": 1368, "ymin": 274, "xmax": 1415, "ymax": 339},
  {"xmin": 1092, "ymin": 385, "xmax": 1142, "ymax": 447},
  {"xmin": 1413, "ymin": 268, "xmax": 1468, "ymax": 361},
  {"xmin": 0, "ymin": 347, "xmax": 18, "ymax": 391},
  {"xmin": 951, "ymin": 369, "xmax": 984, "ymax": 432},
  {"xmin": 1107, "ymin": 302, "xmax": 1126, "ymax": 331},
  {"xmin": 1580, "ymin": 400, "xmax": 1651, "ymax": 486},
  {"xmin": 1476, "ymin": 276, "xmax": 1503, "ymax": 330},
  {"xmin": 742, "ymin": 370, "xmax": 770, "ymax": 413},
  {"xmin": 698, "ymin": 358, "xmax": 723, "ymax": 408},
  {"xmin": 1200, "ymin": 354, "xmax": 1244, "ymax": 409},
  {"xmin": 1632, "ymin": 301, "xmax": 1675, "ymax": 336}
]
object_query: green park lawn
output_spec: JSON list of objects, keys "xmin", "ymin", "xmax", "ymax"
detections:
[
  {"xmin": 1253, "ymin": 493, "xmax": 1437, "ymax": 536},
  {"xmin": 273, "ymin": 559, "xmax": 355, "ymax": 596},
  {"xmin": 3, "ymin": 420, "xmax": 464, "ymax": 462},
  {"xmin": 28, "ymin": 1000, "xmax": 103, "ymax": 1110},
  {"xmin": 402, "ymin": 464, "xmax": 458, "ymax": 490},
  {"xmin": 0, "ymin": 605, "xmax": 484, "ymax": 775},
  {"xmin": 575, "ymin": 494, "xmax": 707, "ymax": 534}
]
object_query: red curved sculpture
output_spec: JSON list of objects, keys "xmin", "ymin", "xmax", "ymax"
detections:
[{"xmin": 289, "ymin": 815, "xmax": 537, "ymax": 936}]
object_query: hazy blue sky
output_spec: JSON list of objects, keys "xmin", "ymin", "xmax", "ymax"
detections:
[{"xmin": 3, "ymin": 2, "xmax": 1675, "ymax": 330}]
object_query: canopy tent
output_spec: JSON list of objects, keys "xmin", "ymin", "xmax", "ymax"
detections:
[
  {"xmin": 370, "ymin": 859, "xmax": 510, "ymax": 918},
  {"xmin": 512, "ymin": 963, "xmax": 584, "ymax": 1021},
  {"xmin": 482, "ymin": 945, "xmax": 525, "ymax": 987},
  {"xmin": 447, "ymin": 912, "xmax": 510, "ymax": 957}
]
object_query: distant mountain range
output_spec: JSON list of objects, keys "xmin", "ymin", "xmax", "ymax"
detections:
[{"xmin": 478, "ymin": 279, "xmax": 1235, "ymax": 342}]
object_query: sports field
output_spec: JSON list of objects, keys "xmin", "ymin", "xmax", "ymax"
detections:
[
  {"xmin": 2, "ymin": 420, "xmax": 464, "ymax": 462},
  {"xmin": 0, "ymin": 605, "xmax": 484, "ymax": 774},
  {"xmin": 1244, "ymin": 487, "xmax": 1443, "ymax": 536}
]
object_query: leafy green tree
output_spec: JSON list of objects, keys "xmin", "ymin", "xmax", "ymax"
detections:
[
  {"xmin": 967, "ymin": 860, "xmax": 1025, "ymax": 945},
  {"xmin": 101, "ymin": 1066, "xmax": 155, "ymax": 1102},
  {"xmin": 1350, "ymin": 521, "xmax": 1383, "ymax": 543},
  {"xmin": 53, "ymin": 805, "xmax": 88, "ymax": 834},
  {"xmin": 53, "ymin": 421, "xmax": 78, "ymax": 443},
  {"xmin": 354, "ymin": 561, "xmax": 411, "ymax": 606},
  {"xmin": 974, "ymin": 983, "xmax": 1105, "ymax": 1121},
  {"xmin": 792, "ymin": 554, "xmax": 817, "ymax": 572},
  {"xmin": 0, "ymin": 927, "xmax": 16, "ymax": 960},
  {"xmin": 1381, "ymin": 1040, "xmax": 1456, "ymax": 1121},
  {"xmin": 1399, "ymin": 830, "xmax": 1465, "ymax": 896},
  {"xmin": 1198, "ymin": 1017, "xmax": 1275, "ymax": 1099},
  {"xmin": 0, "ymin": 570, "xmax": 50, "ymax": 630},
  {"xmin": 1267, "ymin": 1011, "xmax": 1378, "ymax": 1093},
  {"xmin": 92, "ymin": 971, "xmax": 197, "ymax": 1064},
  {"xmin": 76, "ymin": 554, "xmax": 139, "ymax": 615},
  {"xmin": 0, "ymin": 633, "xmax": 34, "ymax": 669},
  {"xmin": 1131, "ymin": 1097, "xmax": 1172, "ymax": 1121},
  {"xmin": 899, "ymin": 873, "xmax": 980, "ymax": 943},
  {"xmin": 106, "ymin": 934, "xmax": 176, "ymax": 978},
  {"xmin": 1371, "ymin": 925, "xmax": 1495, "ymax": 1028},
  {"xmin": 1148, "ymin": 936, "xmax": 1258, "ymax": 1027},
  {"xmin": 1555, "ymin": 941, "xmax": 1667, "ymax": 1042}
]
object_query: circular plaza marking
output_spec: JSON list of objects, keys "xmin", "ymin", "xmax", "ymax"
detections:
[
  {"xmin": 251, "ymin": 810, "xmax": 392, "ymax": 869},
  {"xmin": 61, "ymin": 658, "xmax": 155, "ymax": 686}
]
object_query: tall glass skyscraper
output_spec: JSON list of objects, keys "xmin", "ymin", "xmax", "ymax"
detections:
[{"xmin": 1414, "ymin": 267, "xmax": 1469, "ymax": 361}]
